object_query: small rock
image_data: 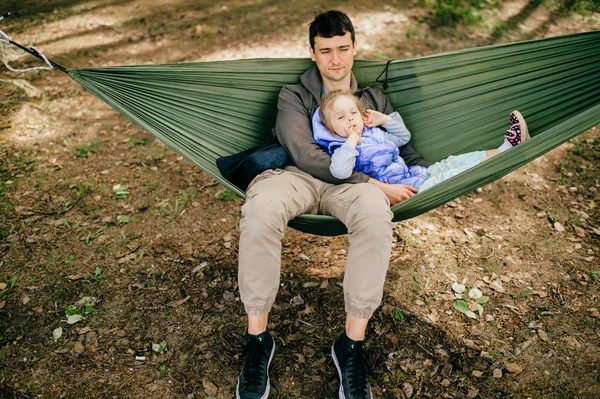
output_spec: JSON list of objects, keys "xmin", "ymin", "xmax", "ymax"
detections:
[
  {"xmin": 554, "ymin": 222, "xmax": 565, "ymax": 232},
  {"xmin": 466, "ymin": 388, "xmax": 480, "ymax": 398},
  {"xmin": 435, "ymin": 347, "xmax": 449, "ymax": 360},
  {"xmin": 402, "ymin": 382, "xmax": 413, "ymax": 398},
  {"xmin": 537, "ymin": 329, "xmax": 549, "ymax": 342},
  {"xmin": 290, "ymin": 295, "xmax": 304, "ymax": 307},
  {"xmin": 493, "ymin": 368, "xmax": 503, "ymax": 379},
  {"xmin": 565, "ymin": 336, "xmax": 581, "ymax": 349},
  {"xmin": 472, "ymin": 370, "xmax": 483, "ymax": 377},
  {"xmin": 440, "ymin": 379, "xmax": 450, "ymax": 387},
  {"xmin": 202, "ymin": 379, "xmax": 218, "ymax": 396},
  {"xmin": 505, "ymin": 363, "xmax": 523, "ymax": 374},
  {"xmin": 587, "ymin": 308, "xmax": 600, "ymax": 319},
  {"xmin": 223, "ymin": 291, "xmax": 235, "ymax": 301}
]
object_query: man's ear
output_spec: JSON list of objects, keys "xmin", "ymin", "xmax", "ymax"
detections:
[
  {"xmin": 353, "ymin": 40, "xmax": 358, "ymax": 56},
  {"xmin": 309, "ymin": 45, "xmax": 316, "ymax": 61}
]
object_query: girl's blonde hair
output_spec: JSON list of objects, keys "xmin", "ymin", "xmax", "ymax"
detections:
[{"xmin": 320, "ymin": 90, "xmax": 365, "ymax": 133}]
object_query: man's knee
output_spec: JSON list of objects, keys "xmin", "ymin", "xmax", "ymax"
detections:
[
  {"xmin": 241, "ymin": 191, "xmax": 290, "ymax": 233},
  {"xmin": 346, "ymin": 183, "xmax": 393, "ymax": 223}
]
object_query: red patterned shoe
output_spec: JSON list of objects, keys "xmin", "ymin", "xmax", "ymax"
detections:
[
  {"xmin": 498, "ymin": 110, "xmax": 529, "ymax": 152},
  {"xmin": 505, "ymin": 110, "xmax": 530, "ymax": 146}
]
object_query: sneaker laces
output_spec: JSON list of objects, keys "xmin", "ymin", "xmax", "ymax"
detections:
[
  {"xmin": 240, "ymin": 338, "xmax": 269, "ymax": 392},
  {"xmin": 346, "ymin": 343, "xmax": 370, "ymax": 397}
]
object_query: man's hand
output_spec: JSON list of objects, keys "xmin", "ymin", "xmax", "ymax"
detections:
[
  {"xmin": 363, "ymin": 109, "xmax": 392, "ymax": 128},
  {"xmin": 369, "ymin": 178, "xmax": 418, "ymax": 205}
]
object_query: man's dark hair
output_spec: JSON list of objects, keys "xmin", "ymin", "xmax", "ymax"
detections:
[{"xmin": 309, "ymin": 10, "xmax": 355, "ymax": 49}]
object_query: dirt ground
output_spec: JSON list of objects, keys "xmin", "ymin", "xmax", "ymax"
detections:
[{"xmin": 1, "ymin": 1, "xmax": 599, "ymax": 398}]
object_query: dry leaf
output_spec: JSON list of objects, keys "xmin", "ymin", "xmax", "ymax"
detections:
[
  {"xmin": 73, "ymin": 342, "xmax": 85, "ymax": 354},
  {"xmin": 587, "ymin": 308, "xmax": 600, "ymax": 319},
  {"xmin": 490, "ymin": 280, "xmax": 505, "ymax": 293},
  {"xmin": 170, "ymin": 296, "xmax": 191, "ymax": 307},
  {"xmin": 493, "ymin": 368, "xmax": 503, "ymax": 379}
]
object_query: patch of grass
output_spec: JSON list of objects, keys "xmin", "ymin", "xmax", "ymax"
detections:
[
  {"xmin": 426, "ymin": 0, "xmax": 486, "ymax": 28},
  {"xmin": 74, "ymin": 140, "xmax": 100, "ymax": 158},
  {"xmin": 557, "ymin": 0, "xmax": 600, "ymax": 15},
  {"xmin": 6, "ymin": 152, "xmax": 37, "ymax": 174},
  {"xmin": 160, "ymin": 190, "xmax": 195, "ymax": 217},
  {"xmin": 0, "ymin": 276, "xmax": 18, "ymax": 299},
  {"xmin": 129, "ymin": 137, "xmax": 151, "ymax": 146},
  {"xmin": 568, "ymin": 147, "xmax": 585, "ymax": 156}
]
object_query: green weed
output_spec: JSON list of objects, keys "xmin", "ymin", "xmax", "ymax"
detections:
[
  {"xmin": 130, "ymin": 137, "xmax": 151, "ymax": 146},
  {"xmin": 217, "ymin": 189, "xmax": 236, "ymax": 201},
  {"xmin": 160, "ymin": 190, "xmax": 195, "ymax": 217},
  {"xmin": 74, "ymin": 140, "xmax": 100, "ymax": 158},
  {"xmin": 426, "ymin": 0, "xmax": 485, "ymax": 28}
]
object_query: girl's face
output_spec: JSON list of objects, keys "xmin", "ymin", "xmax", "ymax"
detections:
[{"xmin": 327, "ymin": 95, "xmax": 364, "ymax": 137}]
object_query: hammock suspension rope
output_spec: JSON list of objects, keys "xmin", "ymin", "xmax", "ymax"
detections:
[{"xmin": 0, "ymin": 12, "xmax": 66, "ymax": 74}]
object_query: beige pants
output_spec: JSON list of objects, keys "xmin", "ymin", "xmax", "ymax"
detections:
[{"xmin": 238, "ymin": 166, "xmax": 394, "ymax": 319}]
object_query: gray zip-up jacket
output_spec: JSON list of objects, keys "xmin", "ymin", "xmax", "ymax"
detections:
[{"xmin": 274, "ymin": 65, "xmax": 430, "ymax": 184}]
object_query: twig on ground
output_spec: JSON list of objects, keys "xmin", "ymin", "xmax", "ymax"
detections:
[
  {"xmin": 28, "ymin": 195, "xmax": 83, "ymax": 217},
  {"xmin": 198, "ymin": 181, "xmax": 219, "ymax": 193}
]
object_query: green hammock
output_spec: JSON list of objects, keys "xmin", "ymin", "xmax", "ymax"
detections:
[{"xmin": 67, "ymin": 31, "xmax": 600, "ymax": 236}]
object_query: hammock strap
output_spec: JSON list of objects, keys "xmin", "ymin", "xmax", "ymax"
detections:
[
  {"xmin": 0, "ymin": 13, "xmax": 67, "ymax": 74},
  {"xmin": 0, "ymin": 29, "xmax": 54, "ymax": 73},
  {"xmin": 375, "ymin": 59, "xmax": 394, "ymax": 90}
]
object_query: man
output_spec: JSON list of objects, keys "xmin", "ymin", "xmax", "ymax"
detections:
[{"xmin": 236, "ymin": 10, "xmax": 430, "ymax": 399}]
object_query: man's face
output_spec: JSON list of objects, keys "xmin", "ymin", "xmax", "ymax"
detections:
[{"xmin": 309, "ymin": 32, "xmax": 357, "ymax": 84}]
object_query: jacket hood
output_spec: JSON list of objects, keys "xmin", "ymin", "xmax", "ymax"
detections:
[{"xmin": 312, "ymin": 106, "xmax": 366, "ymax": 153}]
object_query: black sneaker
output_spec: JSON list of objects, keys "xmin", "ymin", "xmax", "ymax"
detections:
[
  {"xmin": 236, "ymin": 330, "xmax": 275, "ymax": 399},
  {"xmin": 331, "ymin": 333, "xmax": 372, "ymax": 399}
]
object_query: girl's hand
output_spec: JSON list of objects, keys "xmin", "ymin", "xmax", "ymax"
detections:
[
  {"xmin": 345, "ymin": 126, "xmax": 361, "ymax": 147},
  {"xmin": 363, "ymin": 109, "xmax": 392, "ymax": 128}
]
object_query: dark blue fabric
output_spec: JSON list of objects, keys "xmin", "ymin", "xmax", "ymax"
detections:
[{"xmin": 216, "ymin": 138, "xmax": 290, "ymax": 191}]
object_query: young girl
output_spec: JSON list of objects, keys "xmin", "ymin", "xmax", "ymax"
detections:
[{"xmin": 312, "ymin": 90, "xmax": 529, "ymax": 192}]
